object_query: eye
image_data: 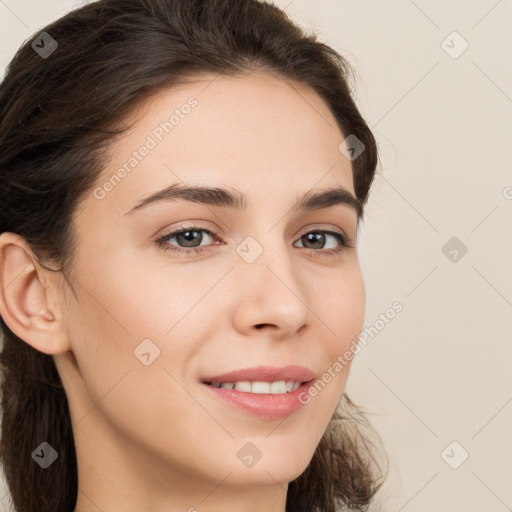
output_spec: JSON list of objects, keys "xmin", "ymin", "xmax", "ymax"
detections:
[
  {"xmin": 154, "ymin": 225, "xmax": 353, "ymax": 257},
  {"xmin": 155, "ymin": 226, "xmax": 219, "ymax": 256},
  {"xmin": 293, "ymin": 230, "xmax": 352, "ymax": 256}
]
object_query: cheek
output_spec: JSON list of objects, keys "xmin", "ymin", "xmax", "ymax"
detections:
[
  {"xmin": 63, "ymin": 266, "xmax": 211, "ymax": 457},
  {"xmin": 322, "ymin": 265, "xmax": 366, "ymax": 349},
  {"xmin": 317, "ymin": 266, "xmax": 365, "ymax": 394},
  {"xmin": 65, "ymin": 254, "xmax": 223, "ymax": 402}
]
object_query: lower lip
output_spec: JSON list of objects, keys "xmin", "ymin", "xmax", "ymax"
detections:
[{"xmin": 201, "ymin": 381, "xmax": 314, "ymax": 420}]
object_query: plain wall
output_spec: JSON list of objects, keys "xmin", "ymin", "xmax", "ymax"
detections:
[{"xmin": 1, "ymin": 1, "xmax": 511, "ymax": 510}]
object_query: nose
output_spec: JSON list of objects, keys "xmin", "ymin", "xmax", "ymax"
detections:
[{"xmin": 230, "ymin": 239, "xmax": 313, "ymax": 340}]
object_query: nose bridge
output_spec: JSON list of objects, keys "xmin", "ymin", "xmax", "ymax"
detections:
[
  {"xmin": 236, "ymin": 226, "xmax": 299, "ymax": 289},
  {"xmin": 231, "ymin": 228, "xmax": 311, "ymax": 334}
]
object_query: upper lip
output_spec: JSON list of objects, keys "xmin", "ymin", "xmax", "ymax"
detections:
[{"xmin": 201, "ymin": 365, "xmax": 316, "ymax": 384}]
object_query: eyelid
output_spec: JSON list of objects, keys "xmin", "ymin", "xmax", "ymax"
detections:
[
  {"xmin": 155, "ymin": 220, "xmax": 220, "ymax": 239},
  {"xmin": 156, "ymin": 222, "xmax": 349, "ymax": 243},
  {"xmin": 296, "ymin": 223, "xmax": 348, "ymax": 239},
  {"xmin": 154, "ymin": 221, "xmax": 354, "ymax": 255}
]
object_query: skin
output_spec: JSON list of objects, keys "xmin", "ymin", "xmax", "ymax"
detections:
[{"xmin": 0, "ymin": 71, "xmax": 365, "ymax": 512}]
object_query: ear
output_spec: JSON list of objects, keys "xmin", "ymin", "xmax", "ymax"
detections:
[{"xmin": 0, "ymin": 232, "xmax": 71, "ymax": 355}]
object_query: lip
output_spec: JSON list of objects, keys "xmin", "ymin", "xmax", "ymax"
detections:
[
  {"xmin": 201, "ymin": 380, "xmax": 315, "ymax": 419},
  {"xmin": 201, "ymin": 365, "xmax": 316, "ymax": 384},
  {"xmin": 200, "ymin": 365, "xmax": 316, "ymax": 420}
]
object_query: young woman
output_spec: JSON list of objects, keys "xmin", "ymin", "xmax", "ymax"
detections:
[{"xmin": 0, "ymin": 0, "xmax": 387, "ymax": 510}]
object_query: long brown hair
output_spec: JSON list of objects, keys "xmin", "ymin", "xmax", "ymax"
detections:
[{"xmin": 0, "ymin": 1, "xmax": 387, "ymax": 510}]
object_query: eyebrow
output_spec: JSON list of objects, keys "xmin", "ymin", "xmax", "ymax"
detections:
[{"xmin": 123, "ymin": 183, "xmax": 362, "ymax": 218}]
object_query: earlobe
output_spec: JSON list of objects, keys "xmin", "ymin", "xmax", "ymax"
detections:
[{"xmin": 0, "ymin": 232, "xmax": 70, "ymax": 355}]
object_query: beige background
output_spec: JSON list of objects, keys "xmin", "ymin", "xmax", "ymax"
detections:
[{"xmin": 1, "ymin": 0, "xmax": 511, "ymax": 510}]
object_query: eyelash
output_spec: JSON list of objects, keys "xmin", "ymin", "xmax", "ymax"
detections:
[{"xmin": 154, "ymin": 225, "xmax": 354, "ymax": 257}]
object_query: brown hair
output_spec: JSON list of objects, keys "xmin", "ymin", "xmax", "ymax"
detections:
[{"xmin": 0, "ymin": 0, "xmax": 387, "ymax": 510}]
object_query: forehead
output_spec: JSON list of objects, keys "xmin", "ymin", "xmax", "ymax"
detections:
[{"xmin": 89, "ymin": 71, "xmax": 355, "ymax": 217}]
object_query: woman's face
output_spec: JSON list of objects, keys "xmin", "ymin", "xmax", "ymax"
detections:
[{"xmin": 54, "ymin": 72, "xmax": 366, "ymax": 506}]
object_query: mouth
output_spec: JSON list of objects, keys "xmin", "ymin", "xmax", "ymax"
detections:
[
  {"xmin": 202, "ymin": 379, "xmax": 308, "ymax": 394},
  {"xmin": 199, "ymin": 365, "xmax": 317, "ymax": 419},
  {"xmin": 200, "ymin": 376, "xmax": 317, "ymax": 420},
  {"xmin": 200, "ymin": 364, "xmax": 316, "ymax": 390}
]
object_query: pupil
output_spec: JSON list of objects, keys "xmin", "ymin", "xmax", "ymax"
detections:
[
  {"xmin": 304, "ymin": 232, "xmax": 324, "ymax": 249},
  {"xmin": 179, "ymin": 230, "xmax": 202, "ymax": 247}
]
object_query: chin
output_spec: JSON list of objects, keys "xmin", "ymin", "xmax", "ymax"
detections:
[{"xmin": 226, "ymin": 448, "xmax": 314, "ymax": 488}]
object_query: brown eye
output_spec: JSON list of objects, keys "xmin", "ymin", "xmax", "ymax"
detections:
[
  {"xmin": 294, "ymin": 230, "xmax": 350, "ymax": 252},
  {"xmin": 155, "ymin": 227, "xmax": 218, "ymax": 254}
]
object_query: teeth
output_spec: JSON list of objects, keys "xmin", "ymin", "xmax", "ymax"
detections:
[
  {"xmin": 270, "ymin": 381, "xmax": 287, "ymax": 394},
  {"xmin": 208, "ymin": 380, "xmax": 302, "ymax": 394},
  {"xmin": 234, "ymin": 381, "xmax": 252, "ymax": 392}
]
